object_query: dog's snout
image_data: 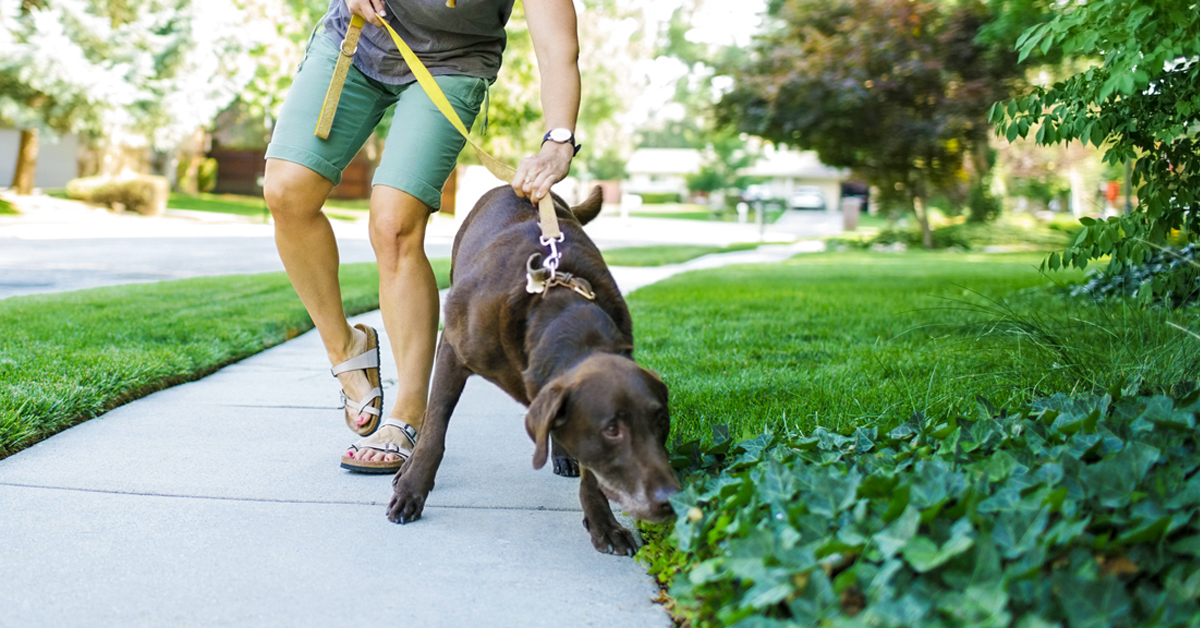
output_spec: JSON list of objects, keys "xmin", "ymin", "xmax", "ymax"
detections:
[{"xmin": 651, "ymin": 485, "xmax": 679, "ymax": 519}]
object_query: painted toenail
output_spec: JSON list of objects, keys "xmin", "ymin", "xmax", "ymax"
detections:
[{"xmin": 347, "ymin": 452, "xmax": 355, "ymax": 458}]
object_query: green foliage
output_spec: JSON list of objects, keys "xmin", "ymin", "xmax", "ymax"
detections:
[
  {"xmin": 639, "ymin": 192, "xmax": 683, "ymax": 204},
  {"xmin": 585, "ymin": 146, "xmax": 627, "ymax": 181},
  {"xmin": 646, "ymin": 387, "xmax": 1200, "ymax": 627},
  {"xmin": 0, "ymin": 0, "xmax": 269, "ymax": 148},
  {"xmin": 859, "ymin": 217, "xmax": 1072, "ymax": 251},
  {"xmin": 718, "ymin": 0, "xmax": 1029, "ymax": 213},
  {"xmin": 66, "ymin": 174, "xmax": 170, "ymax": 216},
  {"xmin": 0, "ymin": 197, "xmax": 17, "ymax": 215},
  {"xmin": 1072, "ymin": 244, "xmax": 1200, "ymax": 309},
  {"xmin": 993, "ymin": 0, "xmax": 1200, "ymax": 286},
  {"xmin": 0, "ymin": 261, "xmax": 452, "ymax": 458},
  {"xmin": 967, "ymin": 182, "xmax": 1001, "ymax": 223}
]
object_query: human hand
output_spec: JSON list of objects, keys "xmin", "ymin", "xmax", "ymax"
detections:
[
  {"xmin": 512, "ymin": 141, "xmax": 574, "ymax": 204},
  {"xmin": 345, "ymin": 0, "xmax": 387, "ymax": 27}
]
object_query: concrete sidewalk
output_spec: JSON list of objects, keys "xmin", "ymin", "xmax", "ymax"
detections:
[{"xmin": 0, "ymin": 237, "xmax": 823, "ymax": 626}]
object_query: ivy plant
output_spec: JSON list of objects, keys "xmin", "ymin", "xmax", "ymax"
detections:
[
  {"xmin": 643, "ymin": 386, "xmax": 1200, "ymax": 627},
  {"xmin": 992, "ymin": 0, "xmax": 1199, "ymax": 302}
]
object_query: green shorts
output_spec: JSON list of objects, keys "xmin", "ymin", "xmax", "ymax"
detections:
[{"xmin": 265, "ymin": 32, "xmax": 487, "ymax": 211}]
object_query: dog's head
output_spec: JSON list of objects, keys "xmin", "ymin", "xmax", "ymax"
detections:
[{"xmin": 525, "ymin": 354, "xmax": 679, "ymax": 521}]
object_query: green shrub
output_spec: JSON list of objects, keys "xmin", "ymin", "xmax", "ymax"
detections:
[
  {"xmin": 1072, "ymin": 244, "xmax": 1200, "ymax": 308},
  {"xmin": 66, "ymin": 175, "xmax": 169, "ymax": 216},
  {"xmin": 641, "ymin": 192, "xmax": 684, "ymax": 204},
  {"xmin": 870, "ymin": 217, "xmax": 1072, "ymax": 251},
  {"xmin": 645, "ymin": 387, "xmax": 1200, "ymax": 628},
  {"xmin": 967, "ymin": 183, "xmax": 1001, "ymax": 223},
  {"xmin": 198, "ymin": 157, "xmax": 218, "ymax": 193}
]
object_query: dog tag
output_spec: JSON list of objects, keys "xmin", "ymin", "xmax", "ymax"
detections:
[{"xmin": 526, "ymin": 269, "xmax": 548, "ymax": 294}]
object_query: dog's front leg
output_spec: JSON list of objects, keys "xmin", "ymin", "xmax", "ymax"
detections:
[
  {"xmin": 388, "ymin": 338, "xmax": 470, "ymax": 525},
  {"xmin": 579, "ymin": 467, "xmax": 637, "ymax": 556}
]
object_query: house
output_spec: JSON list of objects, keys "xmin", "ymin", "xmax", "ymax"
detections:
[
  {"xmin": 738, "ymin": 146, "xmax": 848, "ymax": 212},
  {"xmin": 623, "ymin": 148, "xmax": 702, "ymax": 198},
  {"xmin": 0, "ymin": 129, "xmax": 79, "ymax": 189}
]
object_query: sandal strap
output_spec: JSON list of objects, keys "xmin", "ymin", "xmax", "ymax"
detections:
[
  {"xmin": 347, "ymin": 441, "xmax": 412, "ymax": 459},
  {"xmin": 341, "ymin": 388, "xmax": 382, "ymax": 416},
  {"xmin": 380, "ymin": 418, "xmax": 419, "ymax": 447},
  {"xmin": 331, "ymin": 345, "xmax": 380, "ymax": 377}
]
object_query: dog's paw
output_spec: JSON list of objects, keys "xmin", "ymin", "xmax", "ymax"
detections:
[
  {"xmin": 552, "ymin": 454, "xmax": 580, "ymax": 477},
  {"xmin": 387, "ymin": 476, "xmax": 428, "ymax": 525},
  {"xmin": 583, "ymin": 517, "xmax": 638, "ymax": 556}
]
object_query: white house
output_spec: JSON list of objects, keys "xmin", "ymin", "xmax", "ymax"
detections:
[
  {"xmin": 623, "ymin": 145, "xmax": 848, "ymax": 210},
  {"xmin": 0, "ymin": 129, "xmax": 79, "ymax": 189},
  {"xmin": 739, "ymin": 146, "xmax": 848, "ymax": 212},
  {"xmin": 623, "ymin": 148, "xmax": 702, "ymax": 198}
]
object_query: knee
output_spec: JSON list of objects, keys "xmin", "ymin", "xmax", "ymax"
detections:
[
  {"xmin": 370, "ymin": 211, "xmax": 427, "ymax": 263},
  {"xmin": 263, "ymin": 162, "xmax": 327, "ymax": 225}
]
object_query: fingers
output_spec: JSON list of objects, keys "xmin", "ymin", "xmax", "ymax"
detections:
[
  {"xmin": 512, "ymin": 145, "xmax": 574, "ymax": 203},
  {"xmin": 346, "ymin": 0, "xmax": 385, "ymax": 27}
]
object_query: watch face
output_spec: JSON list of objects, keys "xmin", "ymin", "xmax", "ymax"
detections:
[{"xmin": 549, "ymin": 128, "xmax": 572, "ymax": 143}]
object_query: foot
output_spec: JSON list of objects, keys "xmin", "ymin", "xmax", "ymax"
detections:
[
  {"xmin": 332, "ymin": 325, "xmax": 376, "ymax": 432},
  {"xmin": 344, "ymin": 419, "xmax": 419, "ymax": 465}
]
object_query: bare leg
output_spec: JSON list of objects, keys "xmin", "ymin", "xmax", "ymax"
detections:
[
  {"xmin": 263, "ymin": 159, "xmax": 377, "ymax": 429},
  {"xmin": 347, "ymin": 185, "xmax": 440, "ymax": 463}
]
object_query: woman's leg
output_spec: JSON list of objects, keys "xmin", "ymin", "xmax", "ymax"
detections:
[
  {"xmin": 263, "ymin": 158, "xmax": 377, "ymax": 429},
  {"xmin": 346, "ymin": 186, "xmax": 438, "ymax": 463}
]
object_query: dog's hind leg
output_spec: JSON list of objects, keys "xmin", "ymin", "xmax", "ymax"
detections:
[
  {"xmin": 387, "ymin": 338, "xmax": 470, "ymax": 525},
  {"xmin": 579, "ymin": 466, "xmax": 637, "ymax": 556},
  {"xmin": 550, "ymin": 439, "xmax": 580, "ymax": 477}
]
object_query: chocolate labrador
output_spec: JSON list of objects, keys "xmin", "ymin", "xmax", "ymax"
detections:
[{"xmin": 386, "ymin": 186, "xmax": 679, "ymax": 555}]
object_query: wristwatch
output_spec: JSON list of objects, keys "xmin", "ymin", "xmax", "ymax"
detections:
[{"xmin": 543, "ymin": 128, "xmax": 582, "ymax": 155}]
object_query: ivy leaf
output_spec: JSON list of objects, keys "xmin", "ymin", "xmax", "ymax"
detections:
[
  {"xmin": 874, "ymin": 505, "xmax": 920, "ymax": 558},
  {"xmin": 903, "ymin": 518, "xmax": 975, "ymax": 572}
]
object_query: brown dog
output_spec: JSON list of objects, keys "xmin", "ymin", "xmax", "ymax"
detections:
[{"xmin": 386, "ymin": 186, "xmax": 680, "ymax": 555}]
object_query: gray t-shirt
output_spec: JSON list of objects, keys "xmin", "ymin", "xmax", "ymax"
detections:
[{"xmin": 323, "ymin": 0, "xmax": 516, "ymax": 86}]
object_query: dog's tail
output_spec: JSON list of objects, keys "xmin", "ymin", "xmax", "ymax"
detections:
[{"xmin": 569, "ymin": 186, "xmax": 604, "ymax": 226}]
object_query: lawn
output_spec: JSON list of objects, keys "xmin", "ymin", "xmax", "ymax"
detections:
[
  {"xmin": 0, "ymin": 198, "xmax": 17, "ymax": 215},
  {"xmin": 627, "ymin": 251, "xmax": 1198, "ymax": 443},
  {"xmin": 602, "ymin": 243, "xmax": 761, "ymax": 267},
  {"xmin": 168, "ymin": 192, "xmax": 368, "ymax": 221},
  {"xmin": 628, "ymin": 251, "xmax": 1200, "ymax": 628},
  {"xmin": 0, "ymin": 259, "xmax": 451, "ymax": 458},
  {"xmin": 630, "ymin": 202, "xmax": 785, "ymax": 223}
]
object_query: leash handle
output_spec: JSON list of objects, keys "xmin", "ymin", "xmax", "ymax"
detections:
[{"xmin": 314, "ymin": 14, "xmax": 366, "ymax": 139}]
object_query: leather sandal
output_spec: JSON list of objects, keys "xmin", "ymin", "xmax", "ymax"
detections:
[
  {"xmin": 340, "ymin": 418, "xmax": 420, "ymax": 474},
  {"xmin": 331, "ymin": 323, "xmax": 383, "ymax": 437}
]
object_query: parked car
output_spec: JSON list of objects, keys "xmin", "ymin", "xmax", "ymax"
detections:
[{"xmin": 789, "ymin": 186, "xmax": 826, "ymax": 210}]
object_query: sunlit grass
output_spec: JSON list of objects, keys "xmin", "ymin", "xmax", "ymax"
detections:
[
  {"xmin": 0, "ymin": 260, "xmax": 451, "ymax": 458},
  {"xmin": 628, "ymin": 251, "xmax": 1198, "ymax": 444}
]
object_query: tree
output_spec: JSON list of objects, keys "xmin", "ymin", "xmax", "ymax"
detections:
[
  {"xmin": 716, "ymin": 0, "xmax": 1030, "ymax": 245},
  {"xmin": 994, "ymin": 0, "xmax": 1199, "ymax": 296},
  {"xmin": 0, "ymin": 0, "xmax": 271, "ymax": 185}
]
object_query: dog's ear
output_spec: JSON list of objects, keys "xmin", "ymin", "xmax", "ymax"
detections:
[
  {"xmin": 569, "ymin": 186, "xmax": 604, "ymax": 226},
  {"xmin": 525, "ymin": 380, "xmax": 569, "ymax": 469}
]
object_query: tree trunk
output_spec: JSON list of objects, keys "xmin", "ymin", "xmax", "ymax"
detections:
[
  {"xmin": 913, "ymin": 195, "xmax": 934, "ymax": 249},
  {"xmin": 12, "ymin": 128, "xmax": 38, "ymax": 195}
]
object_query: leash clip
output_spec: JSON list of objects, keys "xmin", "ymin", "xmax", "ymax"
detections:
[{"xmin": 539, "ymin": 233, "xmax": 565, "ymax": 279}]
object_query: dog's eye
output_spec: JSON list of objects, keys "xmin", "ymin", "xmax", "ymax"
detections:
[{"xmin": 603, "ymin": 421, "xmax": 622, "ymax": 439}]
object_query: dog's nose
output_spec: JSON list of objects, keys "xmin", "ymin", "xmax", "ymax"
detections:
[{"xmin": 652, "ymin": 486, "xmax": 679, "ymax": 519}]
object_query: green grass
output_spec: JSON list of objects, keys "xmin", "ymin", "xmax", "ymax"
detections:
[
  {"xmin": 628, "ymin": 251, "xmax": 1199, "ymax": 444},
  {"xmin": 628, "ymin": 203, "xmax": 785, "ymax": 223},
  {"xmin": 0, "ymin": 198, "xmax": 17, "ymax": 215},
  {"xmin": 0, "ymin": 259, "xmax": 451, "ymax": 458},
  {"xmin": 602, "ymin": 243, "xmax": 760, "ymax": 267},
  {"xmin": 168, "ymin": 193, "xmax": 367, "ymax": 222}
]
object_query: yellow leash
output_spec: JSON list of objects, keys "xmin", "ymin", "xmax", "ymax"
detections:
[{"xmin": 315, "ymin": 13, "xmax": 561, "ymax": 239}]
